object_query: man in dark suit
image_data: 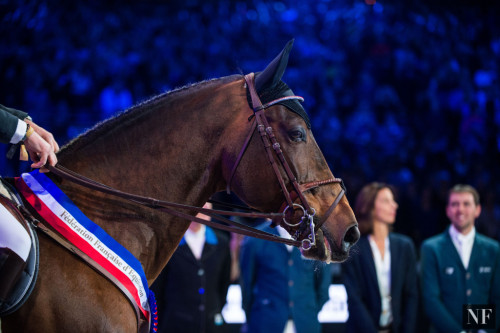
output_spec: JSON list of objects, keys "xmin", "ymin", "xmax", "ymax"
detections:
[
  {"xmin": 239, "ymin": 225, "xmax": 331, "ymax": 333},
  {"xmin": 151, "ymin": 203, "xmax": 231, "ymax": 333},
  {"xmin": 421, "ymin": 184, "xmax": 500, "ymax": 333}
]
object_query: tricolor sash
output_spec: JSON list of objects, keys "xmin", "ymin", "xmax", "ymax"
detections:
[{"xmin": 15, "ymin": 170, "xmax": 158, "ymax": 332}]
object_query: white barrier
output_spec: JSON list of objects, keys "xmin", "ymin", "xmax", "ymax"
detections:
[{"xmin": 222, "ymin": 284, "xmax": 349, "ymax": 324}]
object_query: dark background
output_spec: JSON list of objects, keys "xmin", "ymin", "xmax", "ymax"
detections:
[
  {"xmin": 1, "ymin": 1, "xmax": 499, "ymax": 330},
  {"xmin": 2, "ymin": 0, "xmax": 500, "ymax": 251}
]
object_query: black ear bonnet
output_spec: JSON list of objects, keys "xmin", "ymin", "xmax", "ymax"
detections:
[{"xmin": 247, "ymin": 39, "xmax": 311, "ymax": 129}]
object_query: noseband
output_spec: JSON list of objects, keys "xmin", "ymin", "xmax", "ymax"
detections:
[{"xmin": 226, "ymin": 73, "xmax": 346, "ymax": 250}]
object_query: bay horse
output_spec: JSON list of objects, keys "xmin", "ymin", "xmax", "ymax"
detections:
[{"xmin": 1, "ymin": 40, "xmax": 359, "ymax": 332}]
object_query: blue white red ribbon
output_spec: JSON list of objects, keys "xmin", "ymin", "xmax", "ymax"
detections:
[{"xmin": 15, "ymin": 170, "xmax": 158, "ymax": 332}]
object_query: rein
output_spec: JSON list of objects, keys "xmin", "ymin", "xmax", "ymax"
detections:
[
  {"xmin": 46, "ymin": 164, "xmax": 302, "ymax": 247},
  {"xmin": 43, "ymin": 73, "xmax": 345, "ymax": 250}
]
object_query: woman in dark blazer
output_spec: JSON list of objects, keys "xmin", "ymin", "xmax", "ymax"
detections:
[
  {"xmin": 151, "ymin": 203, "xmax": 231, "ymax": 333},
  {"xmin": 342, "ymin": 182, "xmax": 418, "ymax": 333}
]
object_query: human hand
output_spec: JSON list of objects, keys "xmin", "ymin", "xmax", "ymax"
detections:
[
  {"xmin": 25, "ymin": 119, "xmax": 59, "ymax": 153},
  {"xmin": 23, "ymin": 120, "xmax": 59, "ymax": 172}
]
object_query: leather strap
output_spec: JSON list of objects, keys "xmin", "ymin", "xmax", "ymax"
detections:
[
  {"xmin": 226, "ymin": 118, "xmax": 257, "ymax": 194},
  {"xmin": 244, "ymin": 73, "xmax": 345, "ymax": 228},
  {"xmin": 7, "ymin": 72, "xmax": 345, "ymax": 333},
  {"xmin": 41, "ymin": 72, "xmax": 346, "ymax": 249},
  {"xmin": 47, "ymin": 165, "xmax": 302, "ymax": 247}
]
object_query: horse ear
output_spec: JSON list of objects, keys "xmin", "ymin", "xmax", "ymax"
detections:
[{"xmin": 255, "ymin": 39, "xmax": 294, "ymax": 92}]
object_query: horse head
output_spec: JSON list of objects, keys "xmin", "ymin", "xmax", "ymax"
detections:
[{"xmin": 227, "ymin": 40, "xmax": 359, "ymax": 262}]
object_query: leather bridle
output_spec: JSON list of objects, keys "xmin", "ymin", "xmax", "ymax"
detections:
[
  {"xmin": 11, "ymin": 72, "xmax": 349, "ymax": 333},
  {"xmin": 42, "ymin": 73, "xmax": 346, "ymax": 251},
  {"xmin": 226, "ymin": 73, "xmax": 346, "ymax": 249}
]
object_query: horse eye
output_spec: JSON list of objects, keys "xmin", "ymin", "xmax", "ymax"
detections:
[{"xmin": 288, "ymin": 128, "xmax": 306, "ymax": 142}]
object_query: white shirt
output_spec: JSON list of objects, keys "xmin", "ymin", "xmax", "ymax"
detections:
[
  {"xmin": 184, "ymin": 224, "xmax": 206, "ymax": 260},
  {"xmin": 277, "ymin": 226, "xmax": 296, "ymax": 333},
  {"xmin": 449, "ymin": 225, "xmax": 475, "ymax": 269},
  {"xmin": 277, "ymin": 225, "xmax": 293, "ymax": 252},
  {"xmin": 368, "ymin": 235, "xmax": 392, "ymax": 327},
  {"xmin": 11, "ymin": 119, "xmax": 28, "ymax": 144}
]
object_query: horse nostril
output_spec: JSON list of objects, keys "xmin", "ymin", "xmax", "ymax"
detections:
[{"xmin": 342, "ymin": 225, "xmax": 360, "ymax": 251}]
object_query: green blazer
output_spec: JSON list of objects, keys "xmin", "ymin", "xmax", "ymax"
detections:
[
  {"xmin": 420, "ymin": 227, "xmax": 500, "ymax": 333},
  {"xmin": 0, "ymin": 104, "xmax": 29, "ymax": 144}
]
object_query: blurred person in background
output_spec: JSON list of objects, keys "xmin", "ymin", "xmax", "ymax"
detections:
[
  {"xmin": 342, "ymin": 182, "xmax": 418, "ymax": 333},
  {"xmin": 239, "ymin": 222, "xmax": 330, "ymax": 333},
  {"xmin": 151, "ymin": 202, "xmax": 231, "ymax": 333},
  {"xmin": 420, "ymin": 184, "xmax": 500, "ymax": 333}
]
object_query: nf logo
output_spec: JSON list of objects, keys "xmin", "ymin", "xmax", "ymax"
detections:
[{"xmin": 462, "ymin": 304, "xmax": 496, "ymax": 329}]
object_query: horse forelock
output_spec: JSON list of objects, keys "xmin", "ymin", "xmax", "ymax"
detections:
[{"xmin": 60, "ymin": 75, "xmax": 241, "ymax": 155}]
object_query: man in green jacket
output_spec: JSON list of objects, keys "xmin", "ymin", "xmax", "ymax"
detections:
[{"xmin": 421, "ymin": 184, "xmax": 500, "ymax": 333}]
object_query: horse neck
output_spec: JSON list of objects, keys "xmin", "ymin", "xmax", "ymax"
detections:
[
  {"xmin": 55, "ymin": 76, "xmax": 246, "ymax": 280},
  {"xmin": 59, "ymin": 78, "xmax": 244, "ymax": 197}
]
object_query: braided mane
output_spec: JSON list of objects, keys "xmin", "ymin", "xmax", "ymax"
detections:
[{"xmin": 60, "ymin": 75, "xmax": 240, "ymax": 155}]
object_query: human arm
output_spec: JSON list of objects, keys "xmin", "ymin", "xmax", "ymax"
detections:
[
  {"xmin": 420, "ymin": 242, "xmax": 463, "ymax": 333},
  {"xmin": 0, "ymin": 104, "xmax": 29, "ymax": 144},
  {"xmin": 341, "ymin": 258, "xmax": 379, "ymax": 333},
  {"xmin": 489, "ymin": 243, "xmax": 500, "ymax": 332},
  {"xmin": 23, "ymin": 118, "xmax": 59, "ymax": 171},
  {"xmin": 149, "ymin": 262, "xmax": 169, "ymax": 317},
  {"xmin": 1, "ymin": 104, "xmax": 59, "ymax": 171},
  {"xmin": 238, "ymin": 237, "xmax": 257, "ymax": 318},
  {"xmin": 217, "ymin": 238, "xmax": 232, "ymax": 313},
  {"xmin": 314, "ymin": 262, "xmax": 332, "ymax": 312},
  {"xmin": 400, "ymin": 238, "xmax": 419, "ymax": 333}
]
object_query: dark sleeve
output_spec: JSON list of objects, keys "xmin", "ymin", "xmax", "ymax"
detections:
[
  {"xmin": 239, "ymin": 237, "xmax": 258, "ymax": 317},
  {"xmin": 489, "ymin": 242, "xmax": 500, "ymax": 332},
  {"xmin": 400, "ymin": 238, "xmax": 419, "ymax": 333},
  {"xmin": 420, "ymin": 241, "xmax": 462, "ymax": 332},
  {"xmin": 150, "ymin": 262, "xmax": 170, "ymax": 316},
  {"xmin": 314, "ymin": 262, "xmax": 331, "ymax": 312},
  {"xmin": 341, "ymin": 256, "xmax": 379, "ymax": 333},
  {"xmin": 0, "ymin": 104, "xmax": 29, "ymax": 144},
  {"xmin": 217, "ymin": 237, "xmax": 232, "ymax": 313}
]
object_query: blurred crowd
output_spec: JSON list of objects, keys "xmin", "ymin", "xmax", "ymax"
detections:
[{"xmin": 1, "ymin": 0, "xmax": 499, "ymax": 247}]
